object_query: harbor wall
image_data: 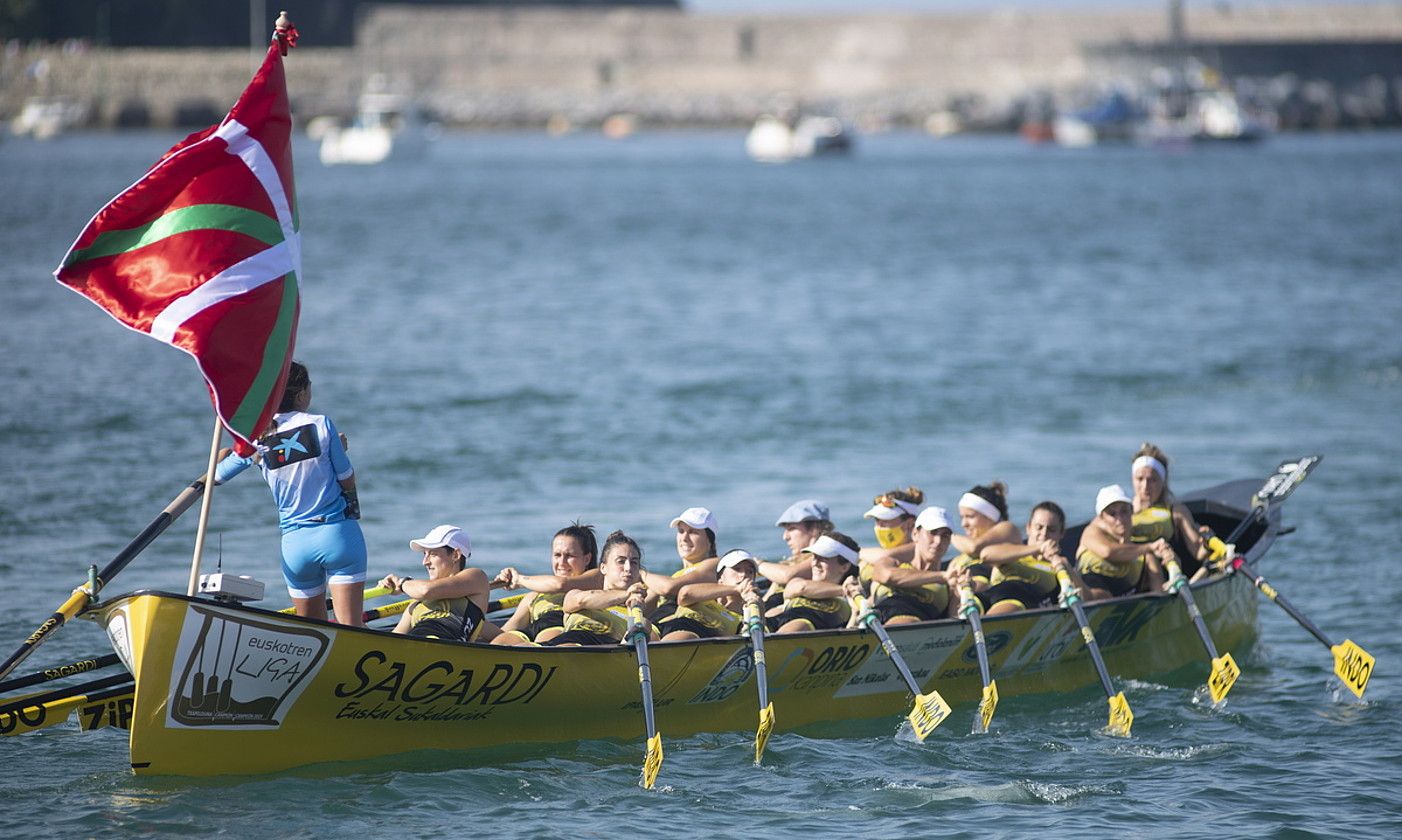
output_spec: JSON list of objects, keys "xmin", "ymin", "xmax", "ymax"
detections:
[{"xmin": 3, "ymin": 3, "xmax": 1401, "ymax": 128}]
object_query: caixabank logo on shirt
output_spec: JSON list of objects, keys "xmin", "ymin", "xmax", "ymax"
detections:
[{"xmin": 167, "ymin": 604, "xmax": 330, "ymax": 729}]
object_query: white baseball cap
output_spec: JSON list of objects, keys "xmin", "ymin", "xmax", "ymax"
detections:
[
  {"xmin": 863, "ymin": 498, "xmax": 921, "ymax": 520},
  {"xmin": 914, "ymin": 506, "xmax": 952, "ymax": 532},
  {"xmin": 718, "ymin": 549, "xmax": 758, "ymax": 572},
  {"xmin": 1095, "ymin": 484, "xmax": 1133, "ymax": 514},
  {"xmin": 670, "ymin": 507, "xmax": 718, "ymax": 531},
  {"xmin": 409, "ymin": 524, "xmax": 472, "ymax": 557},
  {"xmin": 775, "ymin": 499, "xmax": 830, "ymax": 527}
]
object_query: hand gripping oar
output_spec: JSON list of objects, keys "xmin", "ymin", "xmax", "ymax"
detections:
[
  {"xmin": 743, "ymin": 602, "xmax": 776, "ymax": 764},
  {"xmin": 956, "ymin": 584, "xmax": 998, "ymax": 734},
  {"xmin": 1162, "ymin": 557, "xmax": 1240, "ymax": 703},
  {"xmin": 0, "ymin": 479, "xmax": 206, "ymax": 682},
  {"xmin": 1055, "ymin": 568, "xmax": 1133, "ymax": 736},
  {"xmin": 852, "ymin": 596, "xmax": 951, "ymax": 741},
  {"xmin": 627, "ymin": 606, "xmax": 664, "ymax": 789}
]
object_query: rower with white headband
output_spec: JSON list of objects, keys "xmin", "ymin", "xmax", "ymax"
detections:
[
  {"xmin": 769, "ymin": 532, "xmax": 861, "ymax": 633},
  {"xmin": 1130, "ymin": 443, "xmax": 1216, "ymax": 579},
  {"xmin": 946, "ymin": 481, "xmax": 1021, "ymax": 605}
]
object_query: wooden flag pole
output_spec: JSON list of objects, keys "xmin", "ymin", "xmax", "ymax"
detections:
[{"xmin": 186, "ymin": 418, "xmax": 224, "ymax": 596}]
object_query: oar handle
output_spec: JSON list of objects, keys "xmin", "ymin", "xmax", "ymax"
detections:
[{"xmin": 1054, "ymin": 568, "xmax": 1082, "ymax": 607}]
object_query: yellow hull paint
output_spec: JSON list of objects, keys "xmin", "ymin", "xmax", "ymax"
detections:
[{"xmin": 98, "ymin": 571, "xmax": 1257, "ymax": 776}]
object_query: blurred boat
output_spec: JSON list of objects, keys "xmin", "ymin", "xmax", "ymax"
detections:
[
  {"xmin": 11, "ymin": 96, "xmax": 88, "ymax": 140},
  {"xmin": 1053, "ymin": 91, "xmax": 1140, "ymax": 147},
  {"xmin": 318, "ymin": 88, "xmax": 428, "ymax": 166},
  {"xmin": 746, "ymin": 114, "xmax": 853, "ymax": 163}
]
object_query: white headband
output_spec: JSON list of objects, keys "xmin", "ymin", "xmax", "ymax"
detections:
[
  {"xmin": 1132, "ymin": 456, "xmax": 1167, "ymax": 480},
  {"xmin": 803, "ymin": 535, "xmax": 859, "ymax": 564},
  {"xmin": 958, "ymin": 492, "xmax": 1002, "ymax": 523}
]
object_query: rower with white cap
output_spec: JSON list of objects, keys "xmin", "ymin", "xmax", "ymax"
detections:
[
  {"xmin": 378, "ymin": 524, "xmax": 500, "ymax": 641},
  {"xmin": 857, "ymin": 486, "xmax": 925, "ymax": 564},
  {"xmin": 756, "ymin": 499, "xmax": 833, "ymax": 607},
  {"xmin": 861, "ymin": 506, "xmax": 958, "ymax": 624},
  {"xmin": 770, "ymin": 532, "xmax": 862, "ymax": 633},
  {"xmin": 660, "ymin": 549, "xmax": 763, "ymax": 641},
  {"xmin": 1077, "ymin": 484, "xmax": 1170, "ymax": 600},
  {"xmin": 645, "ymin": 507, "xmax": 721, "ymax": 627}
]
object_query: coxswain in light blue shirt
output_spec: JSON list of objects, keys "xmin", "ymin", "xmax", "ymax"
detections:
[{"xmin": 214, "ymin": 362, "xmax": 368, "ymax": 625}]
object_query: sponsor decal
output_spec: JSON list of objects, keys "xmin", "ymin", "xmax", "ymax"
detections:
[
  {"xmin": 80, "ymin": 694, "xmax": 133, "ymax": 731},
  {"xmin": 105, "ymin": 608, "xmax": 134, "ymax": 675},
  {"xmin": 332, "ymin": 651, "xmax": 556, "ymax": 723},
  {"xmin": 834, "ymin": 631, "xmax": 961, "ymax": 698},
  {"xmin": 167, "ymin": 604, "xmax": 331, "ymax": 729},
  {"xmin": 0, "ymin": 704, "xmax": 48, "ymax": 735},
  {"xmin": 961, "ymin": 630, "xmax": 1012, "ymax": 663},
  {"xmin": 688, "ymin": 647, "xmax": 755, "ymax": 705},
  {"xmin": 772, "ymin": 643, "xmax": 873, "ymax": 694}
]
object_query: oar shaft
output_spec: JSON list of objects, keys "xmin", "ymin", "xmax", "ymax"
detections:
[
  {"xmin": 1166, "ymin": 562, "xmax": 1221, "ymax": 659},
  {"xmin": 859, "ymin": 612, "xmax": 923, "ymax": 696},
  {"xmin": 1230, "ymin": 557, "xmax": 1335, "ymax": 649},
  {"xmin": 0, "ymin": 673, "xmax": 133, "ymax": 718},
  {"xmin": 959, "ymin": 592, "xmax": 994, "ymax": 686},
  {"xmin": 746, "ymin": 611, "xmax": 771, "ymax": 710},
  {"xmin": 0, "ymin": 653, "xmax": 121, "ymax": 696},
  {"xmin": 0, "ymin": 479, "xmax": 207, "ymax": 684},
  {"xmin": 1068, "ymin": 600, "xmax": 1117, "ymax": 697}
]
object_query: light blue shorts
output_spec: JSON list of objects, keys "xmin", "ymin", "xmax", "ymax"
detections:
[{"xmin": 280, "ymin": 518, "xmax": 368, "ymax": 599}]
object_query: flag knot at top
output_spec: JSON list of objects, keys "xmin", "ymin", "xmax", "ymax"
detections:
[{"xmin": 275, "ymin": 10, "xmax": 299, "ymax": 55}]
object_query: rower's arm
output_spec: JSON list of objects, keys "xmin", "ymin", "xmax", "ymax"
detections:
[
  {"xmin": 1080, "ymin": 530, "xmax": 1152, "ymax": 565},
  {"xmin": 979, "ymin": 542, "xmax": 1041, "ymax": 566},
  {"xmin": 677, "ymin": 582, "xmax": 740, "ymax": 607},
  {"xmin": 516, "ymin": 569, "xmax": 603, "ymax": 594},
  {"xmin": 858, "ymin": 543, "xmax": 915, "ymax": 564},
  {"xmin": 564, "ymin": 589, "xmax": 629, "ymax": 612},
  {"xmin": 497, "ymin": 594, "xmax": 536, "ymax": 634},
  {"xmin": 783, "ymin": 578, "xmax": 846, "ymax": 600},
  {"xmin": 400, "ymin": 568, "xmax": 489, "ymax": 602},
  {"xmin": 758, "ymin": 557, "xmax": 811, "ymax": 585},
  {"xmin": 1173, "ymin": 504, "xmax": 1205, "ymax": 558},
  {"xmin": 879, "ymin": 567, "xmax": 948, "ymax": 587},
  {"xmin": 645, "ymin": 559, "xmax": 719, "ymax": 598}
]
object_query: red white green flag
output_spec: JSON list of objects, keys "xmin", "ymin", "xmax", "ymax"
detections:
[{"xmin": 55, "ymin": 36, "xmax": 301, "ymax": 456}]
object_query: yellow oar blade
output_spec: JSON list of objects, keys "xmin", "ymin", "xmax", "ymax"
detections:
[
  {"xmin": 0, "ymin": 692, "xmax": 88, "ymax": 736},
  {"xmin": 641, "ymin": 732, "xmax": 664, "ymax": 790},
  {"xmin": 1331, "ymin": 639, "xmax": 1375, "ymax": 699},
  {"xmin": 755, "ymin": 703, "xmax": 775, "ymax": 765},
  {"xmin": 1208, "ymin": 652, "xmax": 1241, "ymax": 704},
  {"xmin": 975, "ymin": 680, "xmax": 999, "ymax": 734},
  {"xmin": 907, "ymin": 690, "xmax": 952, "ymax": 741},
  {"xmin": 1107, "ymin": 691, "xmax": 1134, "ymax": 737}
]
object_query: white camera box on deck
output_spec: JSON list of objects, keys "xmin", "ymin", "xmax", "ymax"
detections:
[{"xmin": 198, "ymin": 573, "xmax": 266, "ymax": 603}]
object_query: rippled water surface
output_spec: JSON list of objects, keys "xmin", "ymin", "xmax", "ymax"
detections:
[{"xmin": 2, "ymin": 129, "xmax": 1400, "ymax": 837}]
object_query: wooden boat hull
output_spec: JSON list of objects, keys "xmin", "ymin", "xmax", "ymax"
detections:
[{"xmin": 96, "ymin": 479, "xmax": 1276, "ymax": 776}]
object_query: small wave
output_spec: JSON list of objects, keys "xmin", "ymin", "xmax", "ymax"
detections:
[{"xmin": 1113, "ymin": 742, "xmax": 1232, "ymax": 761}]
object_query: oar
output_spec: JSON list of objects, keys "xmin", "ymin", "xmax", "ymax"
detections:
[
  {"xmin": 743, "ymin": 601, "xmax": 776, "ymax": 764},
  {"xmin": 627, "ymin": 606, "xmax": 664, "ymax": 789},
  {"xmin": 852, "ymin": 596, "xmax": 951, "ymax": 741},
  {"xmin": 1054, "ymin": 568, "xmax": 1133, "ymax": 736},
  {"xmin": 487, "ymin": 593, "xmax": 525, "ymax": 613},
  {"xmin": 0, "ymin": 479, "xmax": 206, "ymax": 682},
  {"xmin": 0, "ymin": 653, "xmax": 121, "ymax": 696},
  {"xmin": 956, "ymin": 583, "xmax": 998, "ymax": 733},
  {"xmin": 0, "ymin": 675, "xmax": 134, "ymax": 737},
  {"xmin": 1227, "ymin": 556, "xmax": 1374, "ymax": 699},
  {"xmin": 1162, "ymin": 556, "xmax": 1240, "ymax": 703}
]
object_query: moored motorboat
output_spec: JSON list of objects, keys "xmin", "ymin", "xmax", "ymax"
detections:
[{"xmin": 74, "ymin": 478, "xmax": 1274, "ymax": 776}]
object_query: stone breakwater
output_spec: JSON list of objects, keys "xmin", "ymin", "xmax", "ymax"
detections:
[{"xmin": 3, "ymin": 4, "xmax": 1400, "ymax": 130}]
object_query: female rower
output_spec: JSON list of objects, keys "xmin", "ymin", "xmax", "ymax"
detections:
[
  {"xmin": 378, "ymin": 525, "xmax": 496, "ymax": 642},
  {"xmin": 756, "ymin": 499, "xmax": 832, "ymax": 608},
  {"xmin": 861, "ymin": 507, "xmax": 955, "ymax": 624},
  {"xmin": 661, "ymin": 549, "xmax": 763, "ymax": 641},
  {"xmin": 646, "ymin": 507, "xmax": 721, "ymax": 627},
  {"xmin": 946, "ymin": 482, "xmax": 1020, "ymax": 594},
  {"xmin": 548, "ymin": 531, "xmax": 656, "ymax": 646},
  {"xmin": 1129, "ymin": 443, "xmax": 1211, "ymax": 577},
  {"xmin": 978, "ymin": 501, "xmax": 1074, "ymax": 614},
  {"xmin": 492, "ymin": 522, "xmax": 603, "ymax": 646},
  {"xmin": 213, "ymin": 362, "xmax": 367, "ymax": 626},
  {"xmin": 858, "ymin": 486, "xmax": 924, "ymax": 563},
  {"xmin": 769, "ymin": 532, "xmax": 861, "ymax": 633},
  {"xmin": 1077, "ymin": 484, "xmax": 1169, "ymax": 600}
]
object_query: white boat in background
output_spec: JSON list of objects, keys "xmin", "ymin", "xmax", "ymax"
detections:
[
  {"xmin": 318, "ymin": 87, "xmax": 429, "ymax": 166},
  {"xmin": 11, "ymin": 96, "xmax": 88, "ymax": 140},
  {"xmin": 745, "ymin": 114, "xmax": 854, "ymax": 163}
]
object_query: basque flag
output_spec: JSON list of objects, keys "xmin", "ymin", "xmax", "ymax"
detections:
[{"xmin": 54, "ymin": 36, "xmax": 301, "ymax": 456}]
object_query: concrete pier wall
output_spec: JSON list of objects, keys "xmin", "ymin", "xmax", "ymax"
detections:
[{"xmin": 3, "ymin": 3, "xmax": 1400, "ymax": 128}]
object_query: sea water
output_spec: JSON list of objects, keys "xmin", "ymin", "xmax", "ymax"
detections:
[{"xmin": 1, "ymin": 129, "xmax": 1399, "ymax": 837}]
